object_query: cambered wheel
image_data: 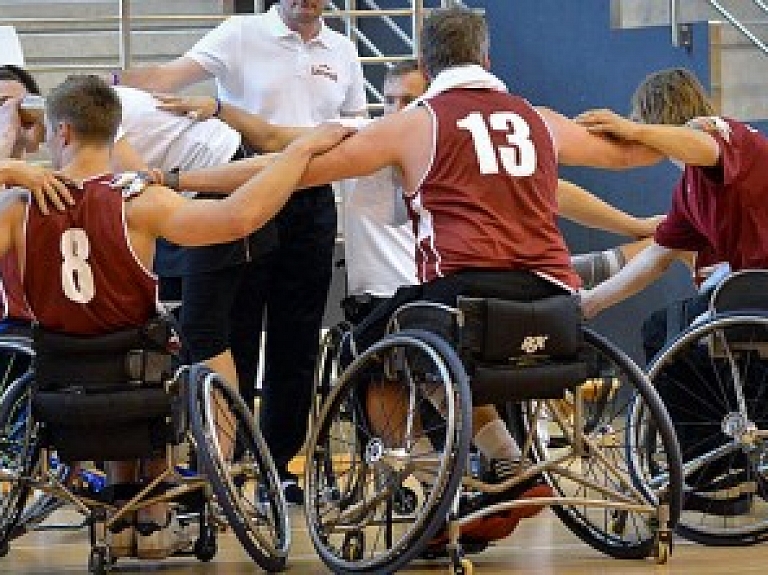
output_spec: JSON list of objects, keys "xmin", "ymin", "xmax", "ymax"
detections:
[
  {"xmin": 0, "ymin": 370, "xmax": 38, "ymax": 552},
  {"xmin": 188, "ymin": 365, "xmax": 289, "ymax": 572},
  {"xmin": 305, "ymin": 330, "xmax": 472, "ymax": 574},
  {"xmin": 193, "ymin": 524, "xmax": 217, "ymax": 562},
  {"xmin": 88, "ymin": 547, "xmax": 108, "ymax": 575},
  {"xmin": 525, "ymin": 328, "xmax": 683, "ymax": 560},
  {"xmin": 648, "ymin": 313, "xmax": 768, "ymax": 545}
]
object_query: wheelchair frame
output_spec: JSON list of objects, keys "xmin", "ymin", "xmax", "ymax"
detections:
[
  {"xmin": 0, "ymin": 337, "xmax": 289, "ymax": 574},
  {"xmin": 303, "ymin": 298, "xmax": 683, "ymax": 574},
  {"xmin": 646, "ymin": 270, "xmax": 768, "ymax": 546}
]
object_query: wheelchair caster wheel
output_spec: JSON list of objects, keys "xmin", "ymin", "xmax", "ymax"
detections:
[
  {"xmin": 88, "ymin": 548, "xmax": 109, "ymax": 575},
  {"xmin": 655, "ymin": 540, "xmax": 671, "ymax": 564},
  {"xmin": 450, "ymin": 557, "xmax": 473, "ymax": 575},
  {"xmin": 654, "ymin": 533, "xmax": 672, "ymax": 564},
  {"xmin": 393, "ymin": 485, "xmax": 418, "ymax": 515},
  {"xmin": 342, "ymin": 531, "xmax": 364, "ymax": 561},
  {"xmin": 610, "ymin": 510, "xmax": 628, "ymax": 535},
  {"xmin": 194, "ymin": 526, "xmax": 217, "ymax": 562}
]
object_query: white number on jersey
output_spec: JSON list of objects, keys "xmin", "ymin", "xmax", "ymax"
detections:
[
  {"xmin": 456, "ymin": 111, "xmax": 537, "ymax": 177},
  {"xmin": 60, "ymin": 228, "xmax": 95, "ymax": 303}
]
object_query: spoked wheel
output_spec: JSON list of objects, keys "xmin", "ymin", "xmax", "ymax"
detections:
[
  {"xmin": 528, "ymin": 328, "xmax": 682, "ymax": 560},
  {"xmin": 648, "ymin": 314, "xmax": 768, "ymax": 545},
  {"xmin": 187, "ymin": 365, "xmax": 289, "ymax": 572},
  {"xmin": 0, "ymin": 372, "xmax": 39, "ymax": 552},
  {"xmin": 304, "ymin": 329, "xmax": 472, "ymax": 574},
  {"xmin": 0, "ymin": 373, "xmax": 70, "ymax": 534},
  {"xmin": 310, "ymin": 322, "xmax": 352, "ymax": 433}
]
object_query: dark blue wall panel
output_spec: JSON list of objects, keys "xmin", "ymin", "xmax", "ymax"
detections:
[{"xmin": 464, "ymin": 1, "xmax": 710, "ymax": 362}]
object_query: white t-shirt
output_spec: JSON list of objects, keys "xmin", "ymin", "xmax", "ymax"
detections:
[
  {"xmin": 185, "ymin": 5, "xmax": 367, "ymax": 125},
  {"xmin": 115, "ymin": 86, "xmax": 240, "ymax": 171},
  {"xmin": 339, "ymin": 167, "xmax": 417, "ymax": 297}
]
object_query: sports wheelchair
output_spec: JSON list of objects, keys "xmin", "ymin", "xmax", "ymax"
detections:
[
  {"xmin": 646, "ymin": 269, "xmax": 768, "ymax": 545},
  {"xmin": 0, "ymin": 319, "xmax": 289, "ymax": 574},
  {"xmin": 304, "ymin": 293, "xmax": 683, "ymax": 573}
]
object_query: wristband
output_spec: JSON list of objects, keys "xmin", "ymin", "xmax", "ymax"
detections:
[
  {"xmin": 213, "ymin": 97, "xmax": 222, "ymax": 118},
  {"xmin": 111, "ymin": 71, "xmax": 121, "ymax": 86},
  {"xmin": 164, "ymin": 168, "xmax": 180, "ymax": 191}
]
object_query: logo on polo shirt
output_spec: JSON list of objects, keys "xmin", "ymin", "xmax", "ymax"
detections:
[{"xmin": 311, "ymin": 64, "xmax": 338, "ymax": 82}]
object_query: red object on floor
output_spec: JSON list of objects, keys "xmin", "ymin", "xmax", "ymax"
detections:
[{"xmin": 429, "ymin": 483, "xmax": 554, "ymax": 547}]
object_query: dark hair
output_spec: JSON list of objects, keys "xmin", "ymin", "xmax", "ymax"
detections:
[
  {"xmin": 385, "ymin": 59, "xmax": 420, "ymax": 82},
  {"xmin": 46, "ymin": 75, "xmax": 121, "ymax": 143},
  {"xmin": 0, "ymin": 65, "xmax": 40, "ymax": 95},
  {"xmin": 630, "ymin": 68, "xmax": 715, "ymax": 125},
  {"xmin": 420, "ymin": 7, "xmax": 489, "ymax": 78}
]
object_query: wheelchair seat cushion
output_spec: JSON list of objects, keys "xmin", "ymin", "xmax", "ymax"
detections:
[
  {"xmin": 32, "ymin": 388, "xmax": 174, "ymax": 461},
  {"xmin": 33, "ymin": 388, "xmax": 170, "ymax": 426}
]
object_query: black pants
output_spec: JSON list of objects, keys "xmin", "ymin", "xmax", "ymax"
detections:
[
  {"xmin": 256, "ymin": 185, "xmax": 338, "ymax": 472},
  {"xmin": 180, "ymin": 262, "xmax": 269, "ymax": 413},
  {"xmin": 344, "ymin": 269, "xmax": 569, "ymax": 366}
]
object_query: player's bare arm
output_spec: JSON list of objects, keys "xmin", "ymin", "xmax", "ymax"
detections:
[
  {"xmin": 576, "ymin": 108, "xmax": 720, "ymax": 167},
  {"xmin": 298, "ymin": 106, "xmax": 432, "ymax": 193},
  {"xmin": 129, "ymin": 123, "xmax": 353, "ymax": 249},
  {"xmin": 557, "ymin": 179, "xmax": 663, "ymax": 238},
  {"xmin": 0, "ymin": 192, "xmax": 26, "ymax": 262},
  {"xmin": 539, "ymin": 107, "xmax": 664, "ymax": 169},
  {"xmin": 117, "ymin": 57, "xmax": 210, "ymax": 94},
  {"xmin": 0, "ymin": 159, "xmax": 74, "ymax": 214},
  {"xmin": 155, "ymin": 94, "xmax": 309, "ymax": 153},
  {"xmin": 580, "ymin": 242, "xmax": 686, "ymax": 318}
]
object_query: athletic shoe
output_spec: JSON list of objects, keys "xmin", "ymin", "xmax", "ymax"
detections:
[{"xmin": 135, "ymin": 510, "xmax": 191, "ymax": 560}]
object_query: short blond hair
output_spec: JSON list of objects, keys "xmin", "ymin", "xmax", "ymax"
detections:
[{"xmin": 630, "ymin": 68, "xmax": 715, "ymax": 125}]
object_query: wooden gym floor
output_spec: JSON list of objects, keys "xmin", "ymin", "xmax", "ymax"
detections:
[{"xmin": 0, "ymin": 506, "xmax": 763, "ymax": 574}]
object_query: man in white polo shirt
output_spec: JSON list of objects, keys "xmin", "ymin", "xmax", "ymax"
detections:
[
  {"xmin": 112, "ymin": 84, "xmax": 311, "ymax": 435},
  {"xmin": 120, "ymin": 0, "xmax": 367, "ymax": 504}
]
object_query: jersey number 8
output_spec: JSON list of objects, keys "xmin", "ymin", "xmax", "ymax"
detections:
[{"xmin": 61, "ymin": 228, "xmax": 95, "ymax": 304}]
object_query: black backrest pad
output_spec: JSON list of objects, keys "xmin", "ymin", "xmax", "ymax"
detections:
[
  {"xmin": 459, "ymin": 294, "xmax": 584, "ymax": 362},
  {"xmin": 711, "ymin": 270, "xmax": 768, "ymax": 313}
]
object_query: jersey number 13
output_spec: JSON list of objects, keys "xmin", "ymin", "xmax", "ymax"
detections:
[{"xmin": 457, "ymin": 112, "xmax": 537, "ymax": 177}]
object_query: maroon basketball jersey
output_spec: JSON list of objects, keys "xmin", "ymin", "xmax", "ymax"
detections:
[
  {"xmin": 0, "ymin": 252, "xmax": 32, "ymax": 322},
  {"xmin": 407, "ymin": 89, "xmax": 579, "ymax": 289},
  {"xmin": 655, "ymin": 117, "xmax": 768, "ymax": 272},
  {"xmin": 24, "ymin": 174, "xmax": 158, "ymax": 335}
]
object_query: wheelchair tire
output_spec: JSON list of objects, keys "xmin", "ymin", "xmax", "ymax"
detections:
[
  {"xmin": 527, "ymin": 327, "xmax": 683, "ymax": 560},
  {"xmin": 647, "ymin": 313, "xmax": 768, "ymax": 545},
  {"xmin": 304, "ymin": 329, "xmax": 472, "ymax": 574},
  {"xmin": 0, "ymin": 371, "xmax": 38, "ymax": 551},
  {"xmin": 187, "ymin": 364, "xmax": 289, "ymax": 572},
  {"xmin": 0, "ymin": 341, "xmax": 72, "ymax": 536},
  {"xmin": 310, "ymin": 322, "xmax": 352, "ymax": 436}
]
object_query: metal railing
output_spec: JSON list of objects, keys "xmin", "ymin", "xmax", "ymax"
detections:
[
  {"xmin": 0, "ymin": 0, "xmax": 473, "ymax": 107},
  {"xmin": 671, "ymin": 0, "xmax": 768, "ymax": 55}
]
